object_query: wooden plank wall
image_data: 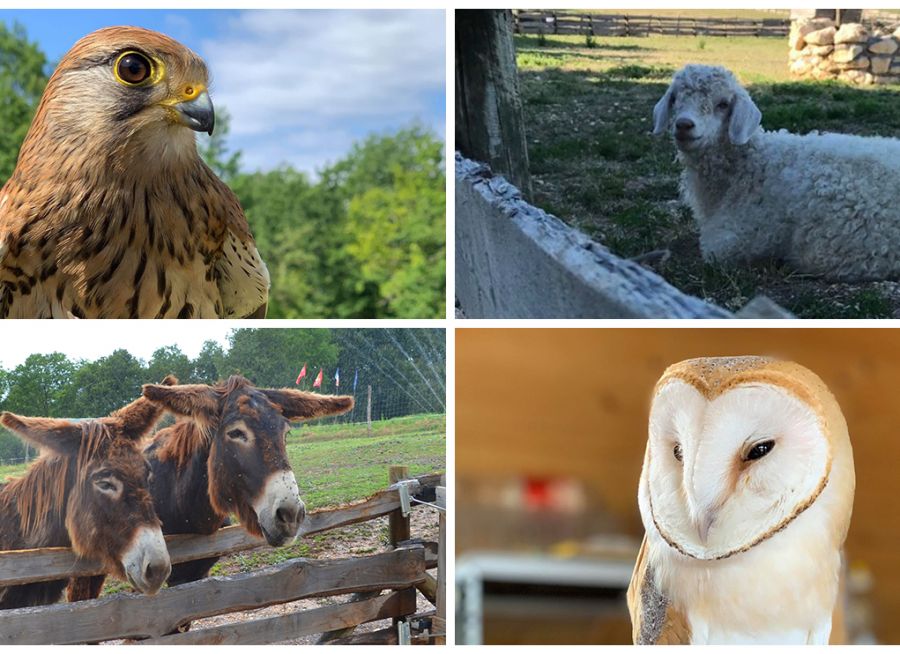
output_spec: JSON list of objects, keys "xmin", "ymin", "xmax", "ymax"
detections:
[{"xmin": 456, "ymin": 328, "xmax": 900, "ymax": 644}]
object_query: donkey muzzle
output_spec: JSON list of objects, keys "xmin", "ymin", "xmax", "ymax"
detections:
[
  {"xmin": 254, "ymin": 470, "xmax": 305, "ymax": 547},
  {"xmin": 122, "ymin": 525, "xmax": 171, "ymax": 595}
]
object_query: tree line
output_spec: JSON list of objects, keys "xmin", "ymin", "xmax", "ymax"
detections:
[
  {"xmin": 0, "ymin": 22, "xmax": 445, "ymax": 319},
  {"xmin": 0, "ymin": 328, "xmax": 446, "ymax": 464}
]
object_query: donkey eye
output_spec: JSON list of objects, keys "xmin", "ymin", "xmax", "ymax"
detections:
[
  {"xmin": 94, "ymin": 478, "xmax": 121, "ymax": 495},
  {"xmin": 227, "ymin": 428, "xmax": 248, "ymax": 441},
  {"xmin": 673, "ymin": 443, "xmax": 683, "ymax": 462},
  {"xmin": 669, "ymin": 92, "xmax": 676, "ymax": 105},
  {"xmin": 717, "ymin": 99, "xmax": 730, "ymax": 111}
]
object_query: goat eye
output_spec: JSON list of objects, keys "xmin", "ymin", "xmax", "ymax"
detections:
[
  {"xmin": 746, "ymin": 440, "xmax": 775, "ymax": 461},
  {"xmin": 673, "ymin": 443, "xmax": 683, "ymax": 462},
  {"xmin": 227, "ymin": 428, "xmax": 247, "ymax": 441}
]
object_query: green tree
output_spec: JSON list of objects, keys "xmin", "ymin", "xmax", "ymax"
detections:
[
  {"xmin": 147, "ymin": 345, "xmax": 195, "ymax": 385},
  {"xmin": 193, "ymin": 339, "xmax": 227, "ymax": 383},
  {"xmin": 66, "ymin": 349, "xmax": 147, "ymax": 418},
  {"xmin": 3, "ymin": 352, "xmax": 76, "ymax": 417},
  {"xmin": 0, "ymin": 21, "xmax": 49, "ymax": 183},
  {"xmin": 2, "ymin": 353, "xmax": 76, "ymax": 462},
  {"xmin": 223, "ymin": 328, "xmax": 338, "ymax": 388}
]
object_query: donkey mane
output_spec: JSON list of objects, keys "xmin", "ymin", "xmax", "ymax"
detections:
[
  {"xmin": 6, "ymin": 421, "xmax": 114, "ymax": 540},
  {"xmin": 151, "ymin": 375, "xmax": 263, "ymax": 468}
]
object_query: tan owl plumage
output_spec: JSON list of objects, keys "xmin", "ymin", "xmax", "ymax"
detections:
[
  {"xmin": 628, "ymin": 356, "xmax": 855, "ymax": 644},
  {"xmin": 0, "ymin": 26, "xmax": 269, "ymax": 318}
]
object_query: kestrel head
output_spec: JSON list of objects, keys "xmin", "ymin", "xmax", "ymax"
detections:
[{"xmin": 32, "ymin": 26, "xmax": 213, "ymax": 167}]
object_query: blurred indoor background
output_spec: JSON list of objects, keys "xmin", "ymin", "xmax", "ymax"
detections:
[{"xmin": 456, "ymin": 329, "xmax": 897, "ymax": 644}]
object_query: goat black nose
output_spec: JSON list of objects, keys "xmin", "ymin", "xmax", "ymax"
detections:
[{"xmin": 675, "ymin": 117, "xmax": 695, "ymax": 132}]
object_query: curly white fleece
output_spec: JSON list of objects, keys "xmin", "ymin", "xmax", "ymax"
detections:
[{"xmin": 653, "ymin": 64, "xmax": 900, "ymax": 281}]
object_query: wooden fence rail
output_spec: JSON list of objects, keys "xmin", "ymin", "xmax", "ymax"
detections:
[
  {"xmin": 0, "ymin": 547, "xmax": 425, "ymax": 644},
  {"xmin": 0, "ymin": 470, "xmax": 444, "ymax": 645},
  {"xmin": 514, "ymin": 11, "xmax": 791, "ymax": 38}
]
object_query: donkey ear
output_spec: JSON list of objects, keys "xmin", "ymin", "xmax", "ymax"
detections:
[
  {"xmin": 142, "ymin": 383, "xmax": 218, "ymax": 419},
  {"xmin": 652, "ymin": 86, "xmax": 673, "ymax": 136},
  {"xmin": 0, "ymin": 412, "xmax": 83, "ymax": 456},
  {"xmin": 108, "ymin": 375, "xmax": 180, "ymax": 440},
  {"xmin": 728, "ymin": 91, "xmax": 761, "ymax": 145},
  {"xmin": 261, "ymin": 390, "xmax": 355, "ymax": 421}
]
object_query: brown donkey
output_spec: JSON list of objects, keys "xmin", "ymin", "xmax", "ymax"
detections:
[
  {"xmin": 0, "ymin": 380, "xmax": 175, "ymax": 609},
  {"xmin": 70, "ymin": 375, "xmax": 353, "ymax": 601}
]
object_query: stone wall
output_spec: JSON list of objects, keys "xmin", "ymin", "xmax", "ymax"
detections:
[{"xmin": 789, "ymin": 15, "xmax": 900, "ymax": 85}]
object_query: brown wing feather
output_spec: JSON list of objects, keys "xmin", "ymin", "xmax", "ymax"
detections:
[
  {"xmin": 627, "ymin": 535, "xmax": 691, "ymax": 645},
  {"xmin": 212, "ymin": 184, "xmax": 269, "ymax": 318}
]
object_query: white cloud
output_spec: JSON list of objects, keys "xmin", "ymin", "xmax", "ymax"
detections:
[{"xmin": 199, "ymin": 10, "xmax": 445, "ymax": 172}]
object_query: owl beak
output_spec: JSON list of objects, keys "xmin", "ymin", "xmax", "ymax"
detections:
[
  {"xmin": 696, "ymin": 510, "xmax": 717, "ymax": 544},
  {"xmin": 173, "ymin": 90, "xmax": 215, "ymax": 136}
]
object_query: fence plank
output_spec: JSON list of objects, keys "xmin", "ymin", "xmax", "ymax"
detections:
[
  {"xmin": 137, "ymin": 588, "xmax": 417, "ymax": 645},
  {"xmin": 0, "ymin": 546, "xmax": 425, "ymax": 644},
  {"xmin": 0, "ymin": 473, "xmax": 441, "ymax": 586},
  {"xmin": 514, "ymin": 11, "xmax": 790, "ymax": 37}
]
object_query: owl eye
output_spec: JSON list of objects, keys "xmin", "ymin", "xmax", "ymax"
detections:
[
  {"xmin": 746, "ymin": 440, "xmax": 775, "ymax": 461},
  {"xmin": 673, "ymin": 443, "xmax": 683, "ymax": 462},
  {"xmin": 115, "ymin": 51, "xmax": 153, "ymax": 86}
]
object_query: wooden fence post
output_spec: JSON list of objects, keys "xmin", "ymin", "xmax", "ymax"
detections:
[
  {"xmin": 388, "ymin": 465, "xmax": 411, "ymax": 547},
  {"xmin": 388, "ymin": 465, "xmax": 411, "ymax": 633},
  {"xmin": 456, "ymin": 9, "xmax": 534, "ymax": 201},
  {"xmin": 434, "ymin": 484, "xmax": 446, "ymax": 645}
]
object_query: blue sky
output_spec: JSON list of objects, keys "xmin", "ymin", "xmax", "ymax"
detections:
[{"xmin": 0, "ymin": 9, "xmax": 446, "ymax": 175}]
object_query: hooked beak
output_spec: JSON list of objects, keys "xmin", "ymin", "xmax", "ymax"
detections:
[
  {"xmin": 173, "ymin": 89, "xmax": 215, "ymax": 136},
  {"xmin": 696, "ymin": 509, "xmax": 717, "ymax": 544}
]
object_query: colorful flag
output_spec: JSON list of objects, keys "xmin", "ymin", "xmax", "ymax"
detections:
[
  {"xmin": 295, "ymin": 363, "xmax": 307, "ymax": 385},
  {"xmin": 313, "ymin": 368, "xmax": 323, "ymax": 389},
  {"xmin": 334, "ymin": 368, "xmax": 340, "ymax": 388},
  {"xmin": 353, "ymin": 369, "xmax": 359, "ymax": 394}
]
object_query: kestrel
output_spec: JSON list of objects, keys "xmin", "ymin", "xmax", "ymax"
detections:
[{"xmin": 0, "ymin": 26, "xmax": 269, "ymax": 318}]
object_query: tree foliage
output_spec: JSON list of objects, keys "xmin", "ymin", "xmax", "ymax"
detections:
[{"xmin": 0, "ymin": 22, "xmax": 49, "ymax": 181}]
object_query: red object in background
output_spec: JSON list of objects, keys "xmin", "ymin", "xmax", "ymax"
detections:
[
  {"xmin": 313, "ymin": 368, "xmax": 323, "ymax": 389},
  {"xmin": 295, "ymin": 364, "xmax": 307, "ymax": 385},
  {"xmin": 524, "ymin": 477, "xmax": 553, "ymax": 509}
]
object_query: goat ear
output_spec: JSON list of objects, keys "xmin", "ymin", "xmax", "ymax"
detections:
[
  {"xmin": 652, "ymin": 86, "xmax": 673, "ymax": 136},
  {"xmin": 261, "ymin": 390, "xmax": 355, "ymax": 422},
  {"xmin": 0, "ymin": 412, "xmax": 83, "ymax": 456},
  {"xmin": 728, "ymin": 92, "xmax": 761, "ymax": 145},
  {"xmin": 108, "ymin": 375, "xmax": 180, "ymax": 440},
  {"xmin": 142, "ymin": 382, "xmax": 218, "ymax": 420}
]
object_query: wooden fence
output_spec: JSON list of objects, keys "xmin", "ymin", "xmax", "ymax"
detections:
[
  {"xmin": 514, "ymin": 11, "xmax": 791, "ymax": 38},
  {"xmin": 0, "ymin": 469, "xmax": 445, "ymax": 645}
]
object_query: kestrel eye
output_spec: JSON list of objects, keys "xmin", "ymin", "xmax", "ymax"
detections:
[
  {"xmin": 746, "ymin": 440, "xmax": 775, "ymax": 461},
  {"xmin": 673, "ymin": 443, "xmax": 683, "ymax": 462},
  {"xmin": 115, "ymin": 52, "xmax": 153, "ymax": 85}
]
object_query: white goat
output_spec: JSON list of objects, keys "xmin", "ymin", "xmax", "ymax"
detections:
[{"xmin": 653, "ymin": 64, "xmax": 900, "ymax": 281}]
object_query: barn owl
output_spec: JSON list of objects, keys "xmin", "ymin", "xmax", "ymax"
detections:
[{"xmin": 627, "ymin": 356, "xmax": 855, "ymax": 644}]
